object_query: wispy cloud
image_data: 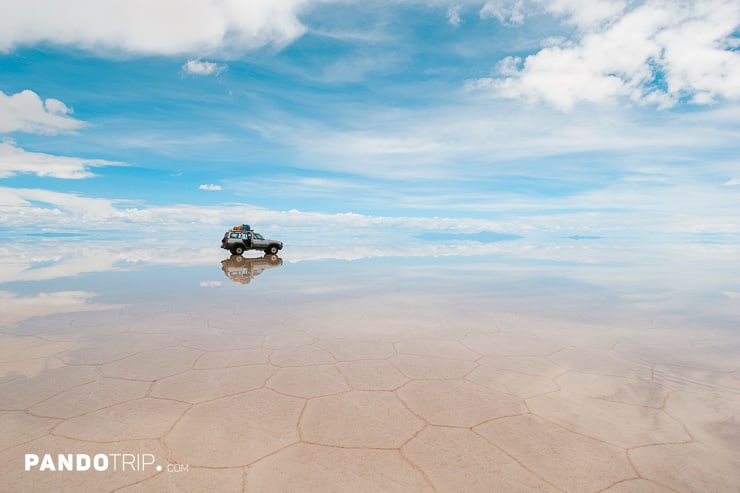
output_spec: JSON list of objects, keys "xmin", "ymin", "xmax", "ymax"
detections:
[
  {"xmin": 722, "ymin": 291, "xmax": 740, "ymax": 300},
  {"xmin": 233, "ymin": 176, "xmax": 366, "ymax": 196},
  {"xmin": 246, "ymin": 100, "xmax": 740, "ymax": 180},
  {"xmin": 0, "ymin": 140, "xmax": 126, "ymax": 179},
  {"xmin": 182, "ymin": 59, "xmax": 227, "ymax": 76},
  {"xmin": 114, "ymin": 132, "xmax": 231, "ymax": 157},
  {"xmin": 0, "ymin": 89, "xmax": 85, "ymax": 134},
  {"xmin": 723, "ymin": 177, "xmax": 740, "ymax": 186},
  {"xmin": 199, "ymin": 183, "xmax": 222, "ymax": 191},
  {"xmin": 199, "ymin": 281, "xmax": 223, "ymax": 287}
]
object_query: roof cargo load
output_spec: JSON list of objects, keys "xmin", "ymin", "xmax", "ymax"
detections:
[{"xmin": 232, "ymin": 224, "xmax": 251, "ymax": 231}]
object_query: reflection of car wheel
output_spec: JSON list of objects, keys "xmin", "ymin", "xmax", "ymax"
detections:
[
  {"xmin": 267, "ymin": 245, "xmax": 279, "ymax": 254},
  {"xmin": 234, "ymin": 246, "xmax": 244, "ymax": 255},
  {"xmin": 269, "ymin": 255, "xmax": 277, "ymax": 261},
  {"xmin": 234, "ymin": 255, "xmax": 245, "ymax": 264}
]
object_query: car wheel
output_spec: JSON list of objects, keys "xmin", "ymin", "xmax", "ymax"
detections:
[
  {"xmin": 234, "ymin": 246, "xmax": 244, "ymax": 255},
  {"xmin": 267, "ymin": 245, "xmax": 279, "ymax": 255}
]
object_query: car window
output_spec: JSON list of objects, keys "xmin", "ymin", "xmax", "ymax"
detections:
[
  {"xmin": 254, "ymin": 233, "xmax": 264, "ymax": 240},
  {"xmin": 230, "ymin": 233, "xmax": 240, "ymax": 238}
]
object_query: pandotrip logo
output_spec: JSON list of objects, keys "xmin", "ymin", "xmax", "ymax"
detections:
[{"xmin": 24, "ymin": 454, "xmax": 189, "ymax": 473}]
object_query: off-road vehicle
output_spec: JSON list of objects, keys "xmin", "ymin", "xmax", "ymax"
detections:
[{"xmin": 221, "ymin": 227, "xmax": 283, "ymax": 255}]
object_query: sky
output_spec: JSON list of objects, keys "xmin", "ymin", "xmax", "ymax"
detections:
[{"xmin": 0, "ymin": 0, "xmax": 739, "ymax": 240}]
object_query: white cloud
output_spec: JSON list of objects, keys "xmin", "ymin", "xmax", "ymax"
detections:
[
  {"xmin": 723, "ymin": 178, "xmax": 740, "ymax": 186},
  {"xmin": 476, "ymin": 0, "xmax": 740, "ymax": 109},
  {"xmin": 539, "ymin": 0, "xmax": 629, "ymax": 30},
  {"xmin": 199, "ymin": 183, "xmax": 222, "ymax": 191},
  {"xmin": 182, "ymin": 59, "xmax": 227, "ymax": 76},
  {"xmin": 0, "ymin": 187, "xmax": 127, "ymax": 224},
  {"xmin": 0, "ymin": 140, "xmax": 126, "ymax": 179},
  {"xmin": 480, "ymin": 0, "xmax": 525, "ymax": 25},
  {"xmin": 0, "ymin": 0, "xmax": 308, "ymax": 56},
  {"xmin": 495, "ymin": 55, "xmax": 522, "ymax": 76},
  {"xmin": 0, "ymin": 89, "xmax": 85, "ymax": 134},
  {"xmin": 447, "ymin": 5, "xmax": 463, "ymax": 27}
]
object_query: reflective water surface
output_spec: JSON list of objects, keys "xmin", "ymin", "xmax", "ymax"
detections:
[{"xmin": 1, "ymin": 236, "xmax": 739, "ymax": 492}]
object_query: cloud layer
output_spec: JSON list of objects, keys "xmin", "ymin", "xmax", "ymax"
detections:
[
  {"xmin": 473, "ymin": 0, "xmax": 740, "ymax": 109},
  {"xmin": 0, "ymin": 0, "xmax": 737, "ymax": 258},
  {"xmin": 0, "ymin": 0, "xmax": 308, "ymax": 56}
]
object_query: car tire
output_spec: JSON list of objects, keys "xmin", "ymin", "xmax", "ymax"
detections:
[
  {"xmin": 267, "ymin": 245, "xmax": 279, "ymax": 255},
  {"xmin": 234, "ymin": 246, "xmax": 244, "ymax": 255}
]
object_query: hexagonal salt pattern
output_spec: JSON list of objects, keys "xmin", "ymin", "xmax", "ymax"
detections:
[
  {"xmin": 475, "ymin": 414, "xmax": 634, "ymax": 492},
  {"xmin": 164, "ymin": 389, "xmax": 304, "ymax": 467},
  {"xmin": 300, "ymin": 391, "xmax": 424, "ymax": 448},
  {"xmin": 2, "ymin": 298, "xmax": 739, "ymax": 492},
  {"xmin": 266, "ymin": 365, "xmax": 348, "ymax": 398},
  {"xmin": 397, "ymin": 380, "xmax": 526, "ymax": 427},
  {"xmin": 402, "ymin": 426, "xmax": 554, "ymax": 491},
  {"xmin": 246, "ymin": 443, "xmax": 433, "ymax": 492}
]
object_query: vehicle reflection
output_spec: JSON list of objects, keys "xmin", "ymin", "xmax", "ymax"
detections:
[{"xmin": 220, "ymin": 254, "xmax": 283, "ymax": 284}]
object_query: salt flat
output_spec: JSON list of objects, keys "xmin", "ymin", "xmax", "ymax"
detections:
[{"xmin": 1, "ymin": 247, "xmax": 739, "ymax": 492}]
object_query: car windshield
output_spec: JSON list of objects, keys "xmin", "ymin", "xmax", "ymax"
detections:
[{"xmin": 254, "ymin": 233, "xmax": 264, "ymax": 240}]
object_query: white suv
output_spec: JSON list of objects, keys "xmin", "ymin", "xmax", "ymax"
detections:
[{"xmin": 221, "ymin": 229, "xmax": 283, "ymax": 255}]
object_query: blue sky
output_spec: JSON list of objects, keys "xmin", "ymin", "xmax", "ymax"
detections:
[{"xmin": 0, "ymin": 0, "xmax": 738, "ymax": 238}]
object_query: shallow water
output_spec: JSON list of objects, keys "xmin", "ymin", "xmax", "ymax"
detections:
[{"xmin": 1, "ymin": 236, "xmax": 739, "ymax": 492}]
